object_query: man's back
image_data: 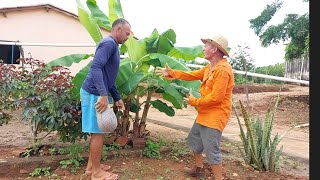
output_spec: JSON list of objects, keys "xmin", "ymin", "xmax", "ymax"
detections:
[{"xmin": 82, "ymin": 36, "xmax": 120, "ymax": 97}]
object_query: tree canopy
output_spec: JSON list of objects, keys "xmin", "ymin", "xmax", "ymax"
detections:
[{"xmin": 249, "ymin": 0, "xmax": 309, "ymax": 61}]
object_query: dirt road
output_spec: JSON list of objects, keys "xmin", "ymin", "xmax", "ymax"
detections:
[{"xmin": 146, "ymin": 84, "xmax": 309, "ymax": 163}]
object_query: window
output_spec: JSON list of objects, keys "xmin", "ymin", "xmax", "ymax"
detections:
[{"xmin": 0, "ymin": 44, "xmax": 21, "ymax": 64}]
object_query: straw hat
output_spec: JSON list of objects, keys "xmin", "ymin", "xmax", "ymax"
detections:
[
  {"xmin": 96, "ymin": 108, "xmax": 118, "ymax": 133},
  {"xmin": 201, "ymin": 34, "xmax": 229, "ymax": 57}
]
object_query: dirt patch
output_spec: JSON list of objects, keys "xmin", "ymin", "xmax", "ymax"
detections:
[
  {"xmin": 1, "ymin": 153, "xmax": 308, "ymax": 180},
  {"xmin": 0, "ymin": 124, "xmax": 309, "ymax": 180},
  {"xmin": 232, "ymin": 83, "xmax": 290, "ymax": 94},
  {"xmin": 232, "ymin": 85, "xmax": 309, "ymax": 131},
  {"xmin": 0, "ymin": 83, "xmax": 309, "ymax": 179}
]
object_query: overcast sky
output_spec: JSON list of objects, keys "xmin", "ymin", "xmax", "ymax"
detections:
[{"xmin": 0, "ymin": 0, "xmax": 309, "ymax": 67}]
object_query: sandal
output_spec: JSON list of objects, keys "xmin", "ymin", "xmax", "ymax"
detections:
[
  {"xmin": 101, "ymin": 172, "xmax": 118, "ymax": 180},
  {"xmin": 85, "ymin": 164, "xmax": 112, "ymax": 175},
  {"xmin": 183, "ymin": 166, "xmax": 205, "ymax": 178}
]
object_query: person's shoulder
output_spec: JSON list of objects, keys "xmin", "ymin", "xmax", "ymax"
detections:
[
  {"xmin": 217, "ymin": 59, "xmax": 233, "ymax": 72},
  {"xmin": 99, "ymin": 36, "xmax": 117, "ymax": 47}
]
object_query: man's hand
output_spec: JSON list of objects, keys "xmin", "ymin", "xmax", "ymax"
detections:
[
  {"xmin": 183, "ymin": 89, "xmax": 194, "ymax": 105},
  {"xmin": 95, "ymin": 96, "xmax": 108, "ymax": 113},
  {"xmin": 116, "ymin": 99, "xmax": 124, "ymax": 110},
  {"xmin": 155, "ymin": 63, "xmax": 175, "ymax": 80}
]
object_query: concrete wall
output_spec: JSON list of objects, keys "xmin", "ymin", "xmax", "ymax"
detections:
[{"xmin": 0, "ymin": 8, "xmax": 110, "ymax": 75}]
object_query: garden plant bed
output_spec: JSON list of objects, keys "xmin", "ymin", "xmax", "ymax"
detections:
[
  {"xmin": 0, "ymin": 83, "xmax": 309, "ymax": 179},
  {"xmin": 0, "ymin": 133, "xmax": 309, "ymax": 180}
]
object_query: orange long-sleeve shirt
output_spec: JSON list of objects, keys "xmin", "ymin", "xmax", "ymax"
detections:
[{"xmin": 168, "ymin": 59, "xmax": 234, "ymax": 131}]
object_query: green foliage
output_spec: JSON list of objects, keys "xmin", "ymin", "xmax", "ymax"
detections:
[
  {"xmin": 233, "ymin": 96, "xmax": 307, "ymax": 172},
  {"xmin": 229, "ymin": 45, "xmax": 256, "ymax": 72},
  {"xmin": 229, "ymin": 44, "xmax": 256, "ymax": 84},
  {"xmin": 108, "ymin": 0, "xmax": 124, "ymax": 23},
  {"xmin": 29, "ymin": 167, "xmax": 51, "ymax": 177},
  {"xmin": 150, "ymin": 100, "xmax": 175, "ymax": 116},
  {"xmin": 249, "ymin": 0, "xmax": 283, "ymax": 36},
  {"xmin": 76, "ymin": 0, "xmax": 103, "ymax": 44},
  {"xmin": 233, "ymin": 96, "xmax": 284, "ymax": 172},
  {"xmin": 113, "ymin": 31, "xmax": 202, "ymax": 137},
  {"xmin": 105, "ymin": 142, "xmax": 124, "ymax": 151},
  {"xmin": 249, "ymin": 0, "xmax": 309, "ymax": 61},
  {"xmin": 15, "ymin": 58, "xmax": 87, "ymax": 144},
  {"xmin": 48, "ymin": 147, "xmax": 57, "ymax": 155},
  {"xmin": 234, "ymin": 75, "xmax": 251, "ymax": 85},
  {"xmin": 0, "ymin": 63, "xmax": 23, "ymax": 124},
  {"xmin": 86, "ymin": 0, "xmax": 112, "ymax": 30},
  {"xmin": 169, "ymin": 143, "xmax": 190, "ymax": 161},
  {"xmin": 46, "ymin": 54, "xmax": 92, "ymax": 69},
  {"xmin": 101, "ymin": 141, "xmax": 130, "ymax": 161},
  {"xmin": 303, "ymin": 33, "xmax": 309, "ymax": 57},
  {"xmin": 59, "ymin": 143, "xmax": 85, "ymax": 173},
  {"xmin": 168, "ymin": 45, "xmax": 204, "ymax": 60},
  {"xmin": 143, "ymin": 139, "xmax": 163, "ymax": 159},
  {"xmin": 0, "ymin": 112, "xmax": 11, "ymax": 126},
  {"xmin": 47, "ymin": 0, "xmax": 204, "ymax": 139},
  {"xmin": 0, "ymin": 58, "xmax": 87, "ymax": 145},
  {"xmin": 254, "ymin": 63, "xmax": 284, "ymax": 84}
]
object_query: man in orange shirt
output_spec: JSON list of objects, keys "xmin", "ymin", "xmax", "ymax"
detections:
[{"xmin": 156, "ymin": 35, "xmax": 234, "ymax": 180}]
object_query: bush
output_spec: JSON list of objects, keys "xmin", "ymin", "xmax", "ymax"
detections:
[
  {"xmin": 143, "ymin": 139, "xmax": 162, "ymax": 159},
  {"xmin": 254, "ymin": 63, "xmax": 285, "ymax": 84},
  {"xmin": 58, "ymin": 143, "xmax": 85, "ymax": 173},
  {"xmin": 0, "ymin": 63, "xmax": 21, "ymax": 125},
  {"xmin": 0, "ymin": 58, "xmax": 87, "ymax": 144}
]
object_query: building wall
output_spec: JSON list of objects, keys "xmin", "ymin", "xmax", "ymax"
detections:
[{"xmin": 0, "ymin": 8, "xmax": 110, "ymax": 75}]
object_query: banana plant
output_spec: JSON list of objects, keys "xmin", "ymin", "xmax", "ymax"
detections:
[
  {"xmin": 116, "ymin": 29, "xmax": 203, "ymax": 138},
  {"xmin": 46, "ymin": 0, "xmax": 204, "ymax": 139}
]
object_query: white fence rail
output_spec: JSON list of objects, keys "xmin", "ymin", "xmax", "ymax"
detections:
[
  {"xmin": 186, "ymin": 64, "xmax": 309, "ymax": 86},
  {"xmin": 0, "ymin": 41, "xmax": 309, "ymax": 86}
]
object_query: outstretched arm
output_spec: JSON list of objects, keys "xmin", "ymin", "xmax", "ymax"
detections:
[{"xmin": 156, "ymin": 63, "xmax": 205, "ymax": 81}]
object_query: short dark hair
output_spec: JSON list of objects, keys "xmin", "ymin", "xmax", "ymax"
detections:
[{"xmin": 112, "ymin": 18, "xmax": 130, "ymax": 29}]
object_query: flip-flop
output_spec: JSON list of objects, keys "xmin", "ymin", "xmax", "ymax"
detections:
[
  {"xmin": 101, "ymin": 172, "xmax": 118, "ymax": 180},
  {"xmin": 85, "ymin": 164, "xmax": 112, "ymax": 175}
]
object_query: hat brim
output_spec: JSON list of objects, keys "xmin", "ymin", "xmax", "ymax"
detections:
[{"xmin": 201, "ymin": 38, "xmax": 229, "ymax": 57}]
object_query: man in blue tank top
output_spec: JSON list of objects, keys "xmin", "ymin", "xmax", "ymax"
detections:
[{"xmin": 80, "ymin": 18, "xmax": 131, "ymax": 180}]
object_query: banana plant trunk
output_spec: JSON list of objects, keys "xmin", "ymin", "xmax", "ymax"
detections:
[
  {"xmin": 138, "ymin": 90, "xmax": 152, "ymax": 137},
  {"xmin": 116, "ymin": 94, "xmax": 133, "ymax": 137},
  {"xmin": 133, "ymin": 95, "xmax": 140, "ymax": 138},
  {"xmin": 121, "ymin": 100, "xmax": 131, "ymax": 137}
]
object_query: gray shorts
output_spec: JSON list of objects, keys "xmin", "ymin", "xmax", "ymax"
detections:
[{"xmin": 187, "ymin": 121, "xmax": 222, "ymax": 165}]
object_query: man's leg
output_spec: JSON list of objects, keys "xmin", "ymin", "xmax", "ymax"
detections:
[
  {"xmin": 184, "ymin": 122, "xmax": 205, "ymax": 177},
  {"xmin": 90, "ymin": 133, "xmax": 104, "ymax": 177},
  {"xmin": 89, "ymin": 134, "xmax": 117, "ymax": 180},
  {"xmin": 201, "ymin": 127, "xmax": 223, "ymax": 179},
  {"xmin": 80, "ymin": 89, "xmax": 117, "ymax": 179},
  {"xmin": 211, "ymin": 163, "xmax": 223, "ymax": 180},
  {"xmin": 194, "ymin": 152, "xmax": 203, "ymax": 168},
  {"xmin": 85, "ymin": 145, "xmax": 111, "ymax": 174},
  {"xmin": 86, "ymin": 150, "xmax": 93, "ymax": 172},
  {"xmin": 187, "ymin": 122, "xmax": 204, "ymax": 169}
]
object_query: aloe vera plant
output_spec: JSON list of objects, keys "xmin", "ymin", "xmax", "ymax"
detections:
[{"xmin": 232, "ymin": 95, "xmax": 305, "ymax": 172}]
